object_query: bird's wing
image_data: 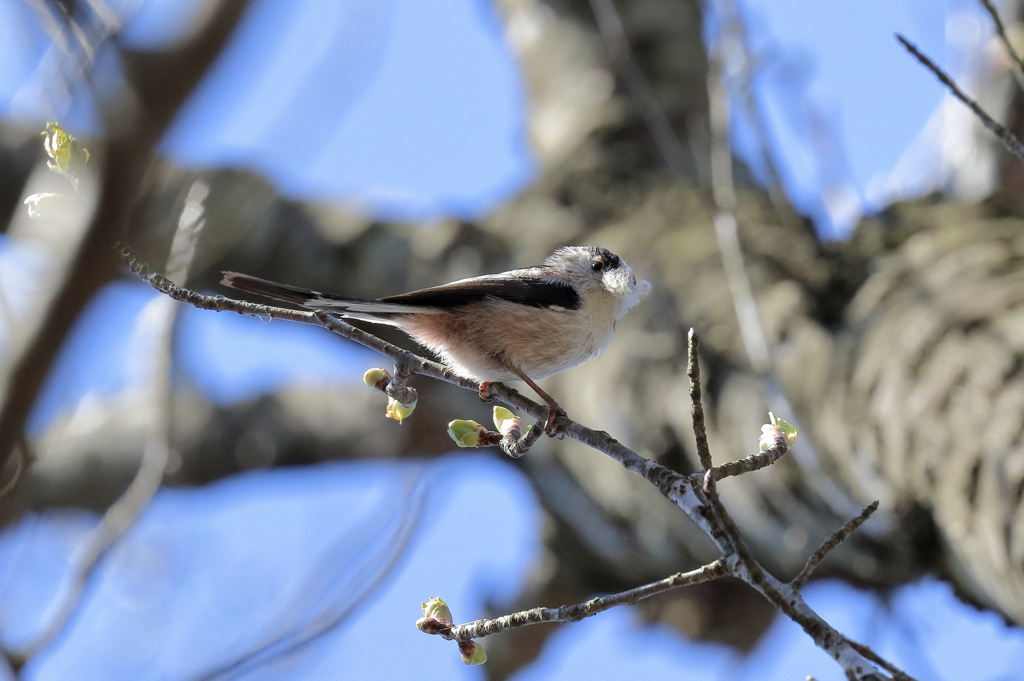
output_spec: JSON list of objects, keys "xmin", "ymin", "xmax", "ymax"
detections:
[{"xmin": 380, "ymin": 271, "xmax": 581, "ymax": 311}]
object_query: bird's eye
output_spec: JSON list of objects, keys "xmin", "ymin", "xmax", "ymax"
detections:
[{"xmin": 591, "ymin": 260, "xmax": 605, "ymax": 272}]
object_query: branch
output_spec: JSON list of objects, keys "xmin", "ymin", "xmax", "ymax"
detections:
[
  {"xmin": 683, "ymin": 331, "xmax": 901, "ymax": 680},
  {"xmin": 587, "ymin": 0, "xmax": 695, "ymax": 174},
  {"xmin": 15, "ymin": 181, "xmax": 209, "ymax": 663},
  {"xmin": 897, "ymin": 33, "xmax": 1024, "ymax": 166},
  {"xmin": 0, "ymin": 0, "xmax": 252, "ymax": 491},
  {"xmin": 124, "ymin": 250, "xmax": 912, "ymax": 680},
  {"xmin": 193, "ymin": 477, "xmax": 427, "ymax": 681},
  {"xmin": 120, "ymin": 247, "xmax": 672, "ymax": 487},
  {"xmin": 978, "ymin": 0, "xmax": 1024, "ymax": 89},
  {"xmin": 792, "ymin": 501, "xmax": 880, "ymax": 590},
  {"xmin": 701, "ymin": 441, "xmax": 788, "ymax": 482},
  {"xmin": 432, "ymin": 560, "xmax": 728, "ymax": 641}
]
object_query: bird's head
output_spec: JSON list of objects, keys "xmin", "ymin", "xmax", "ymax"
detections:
[{"xmin": 545, "ymin": 246, "xmax": 651, "ymax": 318}]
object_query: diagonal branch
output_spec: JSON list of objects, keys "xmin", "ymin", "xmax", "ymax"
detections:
[
  {"xmin": 13, "ymin": 181, "xmax": 210, "ymax": 664},
  {"xmin": 0, "ymin": 0, "xmax": 253, "ymax": 491},
  {"xmin": 897, "ymin": 33, "xmax": 1024, "ymax": 166},
  {"xmin": 435, "ymin": 559, "xmax": 728, "ymax": 641},
  {"xmin": 978, "ymin": 0, "xmax": 1024, "ymax": 89},
  {"xmin": 792, "ymin": 501, "xmax": 880, "ymax": 590},
  {"xmin": 124, "ymin": 249, "xmax": 912, "ymax": 681}
]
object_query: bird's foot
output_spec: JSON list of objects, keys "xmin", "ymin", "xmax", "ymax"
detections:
[
  {"xmin": 478, "ymin": 382, "xmax": 497, "ymax": 403},
  {"xmin": 545, "ymin": 406, "xmax": 568, "ymax": 438}
]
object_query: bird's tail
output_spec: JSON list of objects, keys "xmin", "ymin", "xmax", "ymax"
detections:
[{"xmin": 220, "ymin": 272, "xmax": 425, "ymax": 324}]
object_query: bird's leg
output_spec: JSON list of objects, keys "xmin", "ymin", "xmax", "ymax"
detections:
[{"xmin": 508, "ymin": 366, "xmax": 566, "ymax": 437}]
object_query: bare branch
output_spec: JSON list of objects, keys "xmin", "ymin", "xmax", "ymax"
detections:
[
  {"xmin": 194, "ymin": 476, "xmax": 427, "ymax": 681},
  {"xmin": 0, "ymin": 0, "xmax": 252, "ymax": 492},
  {"xmin": 16, "ymin": 181, "xmax": 209, "ymax": 662},
  {"xmin": 897, "ymin": 33, "xmax": 1024, "ymax": 166},
  {"xmin": 587, "ymin": 0, "xmax": 695, "ymax": 175},
  {"xmin": 706, "ymin": 40, "xmax": 773, "ymax": 375},
  {"xmin": 713, "ymin": 0, "xmax": 789, "ymax": 210},
  {"xmin": 0, "ymin": 434, "xmax": 33, "ymax": 502},
  {"xmin": 686, "ymin": 330, "xmax": 718, "ymax": 501},
  {"xmin": 845, "ymin": 639, "xmax": 916, "ymax": 681},
  {"xmin": 978, "ymin": 0, "xmax": 1024, "ymax": 89},
  {"xmin": 792, "ymin": 501, "xmax": 880, "ymax": 590},
  {"xmin": 701, "ymin": 442, "xmax": 788, "ymax": 482},
  {"xmin": 435, "ymin": 560, "xmax": 728, "ymax": 641},
  {"xmin": 125, "ymin": 249, "xmax": 908, "ymax": 680}
]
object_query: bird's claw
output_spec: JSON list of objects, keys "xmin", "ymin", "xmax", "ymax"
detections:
[
  {"xmin": 478, "ymin": 382, "xmax": 497, "ymax": 403},
  {"xmin": 545, "ymin": 407, "xmax": 567, "ymax": 437}
]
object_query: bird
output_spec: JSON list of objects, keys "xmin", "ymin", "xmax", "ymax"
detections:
[{"xmin": 221, "ymin": 245, "xmax": 650, "ymax": 435}]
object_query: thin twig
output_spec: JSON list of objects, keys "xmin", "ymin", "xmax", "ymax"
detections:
[
  {"xmin": 845, "ymin": 639, "xmax": 915, "ymax": 681},
  {"xmin": 792, "ymin": 501, "xmax": 880, "ymax": 590},
  {"xmin": 125, "ymin": 249, "xmax": 906, "ymax": 680},
  {"xmin": 683, "ymin": 333, "xmax": 895, "ymax": 680},
  {"xmin": 701, "ymin": 443, "xmax": 788, "ymax": 482},
  {"xmin": 587, "ymin": 0, "xmax": 695, "ymax": 174},
  {"xmin": 18, "ymin": 183, "xmax": 209, "ymax": 662},
  {"xmin": 707, "ymin": 42, "xmax": 773, "ymax": 375},
  {"xmin": 0, "ymin": 433, "xmax": 32, "ymax": 502},
  {"xmin": 686, "ymin": 330, "xmax": 717, "ymax": 498},
  {"xmin": 715, "ymin": 0, "xmax": 789, "ymax": 210},
  {"xmin": 897, "ymin": 33, "xmax": 1024, "ymax": 166},
  {"xmin": 194, "ymin": 475, "xmax": 427, "ymax": 681},
  {"xmin": 978, "ymin": 0, "xmax": 1024, "ymax": 89},
  {"xmin": 436, "ymin": 559, "xmax": 728, "ymax": 641}
]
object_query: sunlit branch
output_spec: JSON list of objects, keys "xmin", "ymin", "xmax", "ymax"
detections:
[
  {"xmin": 792, "ymin": 501, "xmax": 880, "ymax": 590},
  {"xmin": 437, "ymin": 560, "xmax": 728, "ymax": 641},
  {"xmin": 978, "ymin": 0, "xmax": 1024, "ymax": 90},
  {"xmin": 897, "ymin": 33, "xmax": 1024, "ymax": 166},
  {"xmin": 125, "ymin": 248, "xmax": 911, "ymax": 680}
]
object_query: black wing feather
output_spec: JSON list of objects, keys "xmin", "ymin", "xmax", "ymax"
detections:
[{"xmin": 380, "ymin": 275, "xmax": 581, "ymax": 310}]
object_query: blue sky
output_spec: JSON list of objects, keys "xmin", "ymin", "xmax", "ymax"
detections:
[{"xmin": 2, "ymin": 0, "xmax": 1024, "ymax": 679}]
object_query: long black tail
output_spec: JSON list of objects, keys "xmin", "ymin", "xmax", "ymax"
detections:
[
  {"xmin": 220, "ymin": 272, "xmax": 342, "ymax": 307},
  {"xmin": 220, "ymin": 272, "xmax": 416, "ymax": 324}
]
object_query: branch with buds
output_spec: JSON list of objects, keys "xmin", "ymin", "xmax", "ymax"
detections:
[{"xmin": 122, "ymin": 247, "xmax": 914, "ymax": 680}]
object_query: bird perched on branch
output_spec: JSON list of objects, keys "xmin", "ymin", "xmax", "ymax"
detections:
[{"xmin": 221, "ymin": 245, "xmax": 650, "ymax": 434}]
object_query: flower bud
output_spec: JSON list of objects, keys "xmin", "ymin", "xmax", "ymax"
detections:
[
  {"xmin": 492, "ymin": 407, "xmax": 524, "ymax": 437},
  {"xmin": 775, "ymin": 417, "xmax": 798, "ymax": 445},
  {"xmin": 448, "ymin": 420, "xmax": 486, "ymax": 447},
  {"xmin": 459, "ymin": 640, "xmax": 487, "ymax": 665},
  {"xmin": 447, "ymin": 420, "xmax": 501, "ymax": 447},
  {"xmin": 363, "ymin": 367, "xmax": 392, "ymax": 392},
  {"xmin": 421, "ymin": 597, "xmax": 453, "ymax": 623},
  {"xmin": 386, "ymin": 395, "xmax": 416, "ymax": 424},
  {"xmin": 759, "ymin": 415, "xmax": 798, "ymax": 451},
  {"xmin": 41, "ymin": 122, "xmax": 89, "ymax": 177}
]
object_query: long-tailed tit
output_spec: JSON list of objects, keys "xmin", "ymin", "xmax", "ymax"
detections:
[{"xmin": 221, "ymin": 245, "xmax": 650, "ymax": 434}]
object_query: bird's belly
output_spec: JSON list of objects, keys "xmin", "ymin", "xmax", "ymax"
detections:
[{"xmin": 402, "ymin": 302, "xmax": 612, "ymax": 382}]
